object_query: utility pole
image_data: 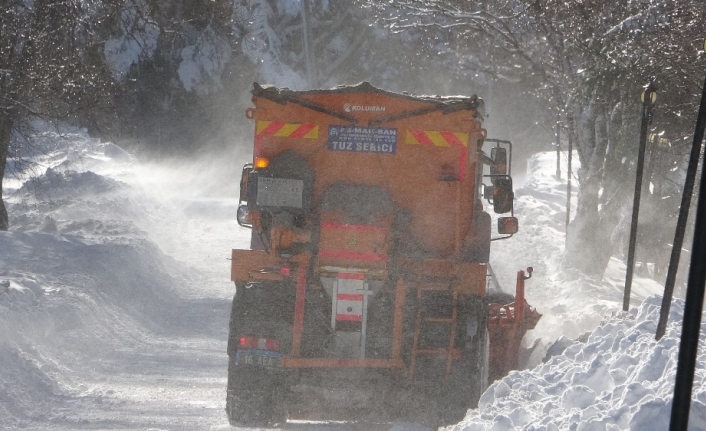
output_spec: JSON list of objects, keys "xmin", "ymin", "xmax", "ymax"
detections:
[
  {"xmin": 668, "ymin": 39, "xmax": 706, "ymax": 431},
  {"xmin": 657, "ymin": 41, "xmax": 706, "ymax": 341},
  {"xmin": 566, "ymin": 116, "xmax": 573, "ymax": 231},
  {"xmin": 623, "ymin": 82, "xmax": 657, "ymax": 311}
]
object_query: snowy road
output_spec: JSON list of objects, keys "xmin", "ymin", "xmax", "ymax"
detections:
[
  {"xmin": 121, "ymin": 197, "xmax": 420, "ymax": 431},
  {"xmin": 1, "ymin": 194, "xmax": 237, "ymax": 429},
  {"xmin": 3, "ymin": 130, "xmax": 684, "ymax": 431},
  {"xmin": 1, "ymin": 137, "xmax": 420, "ymax": 430}
]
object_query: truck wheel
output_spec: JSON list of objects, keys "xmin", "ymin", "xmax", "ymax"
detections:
[
  {"xmin": 443, "ymin": 295, "xmax": 489, "ymax": 423},
  {"xmin": 225, "ymin": 286, "xmax": 289, "ymax": 426},
  {"xmin": 226, "ymin": 289, "xmax": 271, "ymax": 426}
]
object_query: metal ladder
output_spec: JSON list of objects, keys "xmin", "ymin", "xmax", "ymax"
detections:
[{"xmin": 409, "ymin": 278, "xmax": 461, "ymax": 381}]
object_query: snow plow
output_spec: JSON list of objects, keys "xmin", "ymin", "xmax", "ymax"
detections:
[{"xmin": 227, "ymin": 82, "xmax": 541, "ymax": 425}]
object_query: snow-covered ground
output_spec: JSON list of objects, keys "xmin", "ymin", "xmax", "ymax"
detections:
[
  {"xmin": 1, "ymin": 127, "xmax": 703, "ymax": 430},
  {"xmin": 449, "ymin": 154, "xmax": 705, "ymax": 431},
  {"xmin": 2, "ymin": 127, "xmax": 242, "ymax": 430}
]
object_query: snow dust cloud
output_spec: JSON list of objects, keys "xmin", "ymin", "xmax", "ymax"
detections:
[{"xmin": 0, "ymin": 123, "xmax": 698, "ymax": 431}]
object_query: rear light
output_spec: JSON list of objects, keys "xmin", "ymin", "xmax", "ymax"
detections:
[
  {"xmin": 266, "ymin": 339, "xmax": 280, "ymax": 351},
  {"xmin": 239, "ymin": 336, "xmax": 280, "ymax": 351}
]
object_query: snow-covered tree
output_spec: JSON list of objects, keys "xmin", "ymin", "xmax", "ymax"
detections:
[
  {"xmin": 362, "ymin": 0, "xmax": 706, "ymax": 279},
  {"xmin": 103, "ymin": 0, "xmax": 160, "ymax": 82},
  {"xmin": 532, "ymin": 0, "xmax": 705, "ymax": 277},
  {"xmin": 0, "ymin": 0, "xmax": 117, "ymax": 231}
]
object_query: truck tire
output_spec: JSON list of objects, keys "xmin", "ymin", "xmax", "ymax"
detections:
[
  {"xmin": 225, "ymin": 286, "xmax": 290, "ymax": 427},
  {"xmin": 443, "ymin": 295, "xmax": 489, "ymax": 423},
  {"xmin": 225, "ymin": 290, "xmax": 261, "ymax": 426}
]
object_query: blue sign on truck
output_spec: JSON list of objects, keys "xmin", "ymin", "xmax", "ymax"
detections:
[{"xmin": 328, "ymin": 125, "xmax": 397, "ymax": 154}]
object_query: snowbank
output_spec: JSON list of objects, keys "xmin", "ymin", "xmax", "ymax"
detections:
[
  {"xmin": 450, "ymin": 151, "xmax": 701, "ymax": 431},
  {"xmin": 447, "ymin": 296, "xmax": 705, "ymax": 431},
  {"xmin": 1, "ymin": 129, "xmax": 210, "ymax": 429},
  {"xmin": 0, "ymin": 230, "xmax": 195, "ymax": 428},
  {"xmin": 491, "ymin": 152, "xmax": 663, "ymax": 353}
]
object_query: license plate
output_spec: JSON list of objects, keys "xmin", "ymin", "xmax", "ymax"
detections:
[
  {"xmin": 256, "ymin": 177, "xmax": 304, "ymax": 208},
  {"xmin": 236, "ymin": 350, "xmax": 281, "ymax": 368}
]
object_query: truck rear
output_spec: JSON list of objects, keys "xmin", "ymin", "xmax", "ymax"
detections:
[{"xmin": 227, "ymin": 82, "xmax": 540, "ymax": 425}]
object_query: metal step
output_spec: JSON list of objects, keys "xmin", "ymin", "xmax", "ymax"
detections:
[{"xmin": 409, "ymin": 280, "xmax": 459, "ymax": 381}]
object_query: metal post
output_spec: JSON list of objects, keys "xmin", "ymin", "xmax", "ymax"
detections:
[
  {"xmin": 657, "ymin": 58, "xmax": 706, "ymax": 341},
  {"xmin": 668, "ymin": 63, "xmax": 706, "ymax": 431},
  {"xmin": 331, "ymin": 278, "xmax": 338, "ymax": 330},
  {"xmin": 566, "ymin": 117, "xmax": 573, "ymax": 230},
  {"xmin": 515, "ymin": 269, "xmax": 527, "ymax": 323},
  {"xmin": 360, "ymin": 281, "xmax": 369, "ymax": 359},
  {"xmin": 666, "ymin": 40, "xmax": 706, "ymax": 431},
  {"xmin": 623, "ymin": 83, "xmax": 657, "ymax": 311},
  {"xmin": 556, "ymin": 121, "xmax": 561, "ymax": 179}
]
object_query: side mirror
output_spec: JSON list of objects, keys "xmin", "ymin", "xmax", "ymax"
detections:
[
  {"xmin": 237, "ymin": 204, "xmax": 252, "ymax": 227},
  {"xmin": 493, "ymin": 177, "xmax": 514, "ymax": 214},
  {"xmin": 239, "ymin": 165, "xmax": 254, "ymax": 202},
  {"xmin": 490, "ymin": 147, "xmax": 508, "ymax": 176},
  {"xmin": 498, "ymin": 216, "xmax": 518, "ymax": 235}
]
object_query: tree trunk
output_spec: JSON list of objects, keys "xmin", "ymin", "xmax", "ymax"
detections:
[
  {"xmin": 563, "ymin": 104, "xmax": 613, "ymax": 278},
  {"xmin": 0, "ymin": 116, "xmax": 11, "ymax": 231}
]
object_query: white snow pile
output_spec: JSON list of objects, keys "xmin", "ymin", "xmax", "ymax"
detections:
[
  {"xmin": 491, "ymin": 152, "xmax": 664, "ymax": 350},
  {"xmin": 1, "ymin": 126, "xmax": 215, "ymax": 429},
  {"xmin": 451, "ymin": 151, "xmax": 702, "ymax": 431},
  {"xmin": 447, "ymin": 295, "xmax": 705, "ymax": 431}
]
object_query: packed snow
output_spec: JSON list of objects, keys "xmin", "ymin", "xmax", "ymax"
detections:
[
  {"xmin": 447, "ymin": 296, "xmax": 706, "ymax": 431},
  {"xmin": 1, "ymin": 126, "xmax": 704, "ymax": 430}
]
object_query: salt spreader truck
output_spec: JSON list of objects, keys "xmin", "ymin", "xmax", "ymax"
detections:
[{"xmin": 227, "ymin": 82, "xmax": 541, "ymax": 425}]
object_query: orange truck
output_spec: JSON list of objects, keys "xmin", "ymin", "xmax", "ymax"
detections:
[{"xmin": 227, "ymin": 82, "xmax": 541, "ymax": 426}]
